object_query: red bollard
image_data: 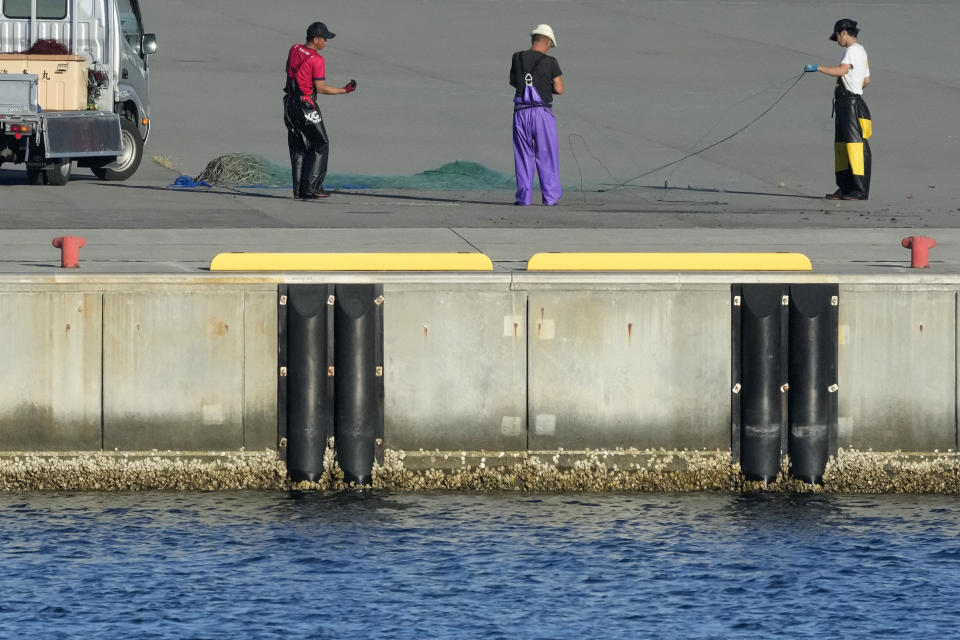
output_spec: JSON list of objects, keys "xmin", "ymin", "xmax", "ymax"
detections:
[
  {"xmin": 901, "ymin": 236, "xmax": 936, "ymax": 268},
  {"xmin": 52, "ymin": 236, "xmax": 86, "ymax": 268}
]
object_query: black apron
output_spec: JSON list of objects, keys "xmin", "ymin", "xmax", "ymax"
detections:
[{"xmin": 833, "ymin": 81, "xmax": 872, "ymax": 198}]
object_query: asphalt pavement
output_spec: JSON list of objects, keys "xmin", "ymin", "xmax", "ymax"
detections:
[{"xmin": 1, "ymin": 0, "xmax": 959, "ymax": 274}]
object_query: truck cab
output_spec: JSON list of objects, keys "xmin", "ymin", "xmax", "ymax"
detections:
[{"xmin": 0, "ymin": 0, "xmax": 156, "ymax": 183}]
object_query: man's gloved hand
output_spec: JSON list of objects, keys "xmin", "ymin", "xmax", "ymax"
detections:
[
  {"xmin": 344, "ymin": 79, "xmax": 357, "ymax": 93},
  {"xmin": 803, "ymin": 64, "xmax": 819, "ymax": 72},
  {"xmin": 300, "ymin": 95, "xmax": 316, "ymax": 109}
]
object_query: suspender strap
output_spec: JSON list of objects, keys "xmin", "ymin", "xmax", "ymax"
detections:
[{"xmin": 513, "ymin": 52, "xmax": 549, "ymax": 92}]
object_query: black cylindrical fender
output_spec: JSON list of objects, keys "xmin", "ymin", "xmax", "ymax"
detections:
[
  {"xmin": 284, "ymin": 284, "xmax": 334, "ymax": 482},
  {"xmin": 333, "ymin": 284, "xmax": 384, "ymax": 485},
  {"xmin": 738, "ymin": 285, "xmax": 788, "ymax": 482},
  {"xmin": 788, "ymin": 285, "xmax": 839, "ymax": 484}
]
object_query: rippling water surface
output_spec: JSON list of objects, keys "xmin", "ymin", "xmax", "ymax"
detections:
[{"xmin": 2, "ymin": 491, "xmax": 960, "ymax": 638}]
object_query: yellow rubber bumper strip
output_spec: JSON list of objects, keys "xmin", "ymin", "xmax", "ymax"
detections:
[
  {"xmin": 210, "ymin": 252, "xmax": 494, "ymax": 271},
  {"xmin": 526, "ymin": 252, "xmax": 812, "ymax": 271}
]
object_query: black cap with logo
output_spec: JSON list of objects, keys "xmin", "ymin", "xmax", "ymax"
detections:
[
  {"xmin": 829, "ymin": 19, "xmax": 858, "ymax": 41},
  {"xmin": 307, "ymin": 22, "xmax": 336, "ymax": 40}
]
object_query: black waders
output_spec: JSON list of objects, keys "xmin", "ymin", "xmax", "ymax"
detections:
[
  {"xmin": 833, "ymin": 82, "xmax": 872, "ymax": 199},
  {"xmin": 284, "ymin": 80, "xmax": 330, "ymax": 199}
]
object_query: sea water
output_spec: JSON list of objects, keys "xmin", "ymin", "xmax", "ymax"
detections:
[{"xmin": 1, "ymin": 491, "xmax": 959, "ymax": 638}]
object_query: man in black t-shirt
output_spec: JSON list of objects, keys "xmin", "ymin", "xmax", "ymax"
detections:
[{"xmin": 510, "ymin": 24, "xmax": 564, "ymax": 206}]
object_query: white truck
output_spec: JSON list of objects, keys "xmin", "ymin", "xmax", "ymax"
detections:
[{"xmin": 0, "ymin": 0, "xmax": 155, "ymax": 184}]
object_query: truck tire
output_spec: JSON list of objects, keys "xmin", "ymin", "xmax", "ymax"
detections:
[
  {"xmin": 26, "ymin": 166, "xmax": 47, "ymax": 185},
  {"xmin": 92, "ymin": 117, "xmax": 143, "ymax": 181},
  {"xmin": 45, "ymin": 159, "xmax": 73, "ymax": 186}
]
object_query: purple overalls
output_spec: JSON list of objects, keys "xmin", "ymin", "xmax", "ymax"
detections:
[{"xmin": 513, "ymin": 79, "xmax": 561, "ymax": 206}]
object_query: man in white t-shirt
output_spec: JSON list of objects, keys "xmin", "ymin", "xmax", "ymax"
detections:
[{"xmin": 803, "ymin": 19, "xmax": 873, "ymax": 200}]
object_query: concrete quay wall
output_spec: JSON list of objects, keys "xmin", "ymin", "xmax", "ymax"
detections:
[{"xmin": 0, "ymin": 273, "xmax": 956, "ymax": 454}]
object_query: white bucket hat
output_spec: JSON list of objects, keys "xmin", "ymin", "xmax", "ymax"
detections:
[{"xmin": 531, "ymin": 24, "xmax": 557, "ymax": 47}]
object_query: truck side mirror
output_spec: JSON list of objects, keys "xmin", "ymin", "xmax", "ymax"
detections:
[{"xmin": 141, "ymin": 34, "xmax": 158, "ymax": 55}]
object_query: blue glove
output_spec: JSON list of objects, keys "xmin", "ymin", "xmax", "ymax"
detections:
[{"xmin": 804, "ymin": 64, "xmax": 819, "ymax": 72}]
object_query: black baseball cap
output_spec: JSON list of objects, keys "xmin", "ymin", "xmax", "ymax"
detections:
[
  {"xmin": 307, "ymin": 22, "xmax": 336, "ymax": 40},
  {"xmin": 829, "ymin": 18, "xmax": 858, "ymax": 41}
]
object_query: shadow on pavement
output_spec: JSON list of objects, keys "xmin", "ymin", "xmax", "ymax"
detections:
[
  {"xmin": 92, "ymin": 182, "xmax": 289, "ymax": 200},
  {"xmin": 91, "ymin": 182, "xmax": 516, "ymax": 206},
  {"xmin": 0, "ymin": 167, "xmax": 97, "ymax": 185},
  {"xmin": 852, "ymin": 262, "xmax": 913, "ymax": 269},
  {"xmin": 332, "ymin": 190, "xmax": 515, "ymax": 207},
  {"xmin": 605, "ymin": 183, "xmax": 825, "ymax": 200}
]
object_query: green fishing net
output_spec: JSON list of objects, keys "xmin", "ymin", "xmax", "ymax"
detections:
[
  {"xmin": 196, "ymin": 154, "xmax": 514, "ymax": 190},
  {"xmin": 196, "ymin": 154, "xmax": 289, "ymax": 187}
]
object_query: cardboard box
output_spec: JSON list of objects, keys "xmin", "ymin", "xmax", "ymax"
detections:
[{"xmin": 0, "ymin": 54, "xmax": 88, "ymax": 111}]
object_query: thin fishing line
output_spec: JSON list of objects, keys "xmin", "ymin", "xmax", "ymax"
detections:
[
  {"xmin": 449, "ymin": 227, "xmax": 483, "ymax": 254},
  {"xmin": 602, "ymin": 71, "xmax": 807, "ymax": 191},
  {"xmin": 662, "ymin": 74, "xmax": 799, "ymax": 184},
  {"xmin": 567, "ymin": 76, "xmax": 794, "ymax": 197},
  {"xmin": 568, "ymin": 132, "xmax": 622, "ymax": 203}
]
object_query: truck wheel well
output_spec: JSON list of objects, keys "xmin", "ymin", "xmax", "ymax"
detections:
[
  {"xmin": 119, "ymin": 101, "xmax": 139, "ymax": 122},
  {"xmin": 117, "ymin": 101, "xmax": 148, "ymax": 142}
]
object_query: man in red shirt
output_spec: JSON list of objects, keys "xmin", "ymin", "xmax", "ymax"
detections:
[{"xmin": 283, "ymin": 22, "xmax": 356, "ymax": 200}]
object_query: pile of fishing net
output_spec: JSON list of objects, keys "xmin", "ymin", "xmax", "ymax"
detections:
[
  {"xmin": 377, "ymin": 161, "xmax": 514, "ymax": 190},
  {"xmin": 18, "ymin": 39, "xmax": 71, "ymax": 55},
  {"xmin": 196, "ymin": 153, "xmax": 288, "ymax": 187},
  {"xmin": 194, "ymin": 153, "xmax": 514, "ymax": 190}
]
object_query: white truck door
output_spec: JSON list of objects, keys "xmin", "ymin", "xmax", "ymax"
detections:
[{"xmin": 113, "ymin": 0, "xmax": 149, "ymax": 117}]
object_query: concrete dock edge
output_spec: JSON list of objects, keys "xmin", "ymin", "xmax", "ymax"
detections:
[{"xmin": 1, "ymin": 272, "xmax": 958, "ymax": 491}]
